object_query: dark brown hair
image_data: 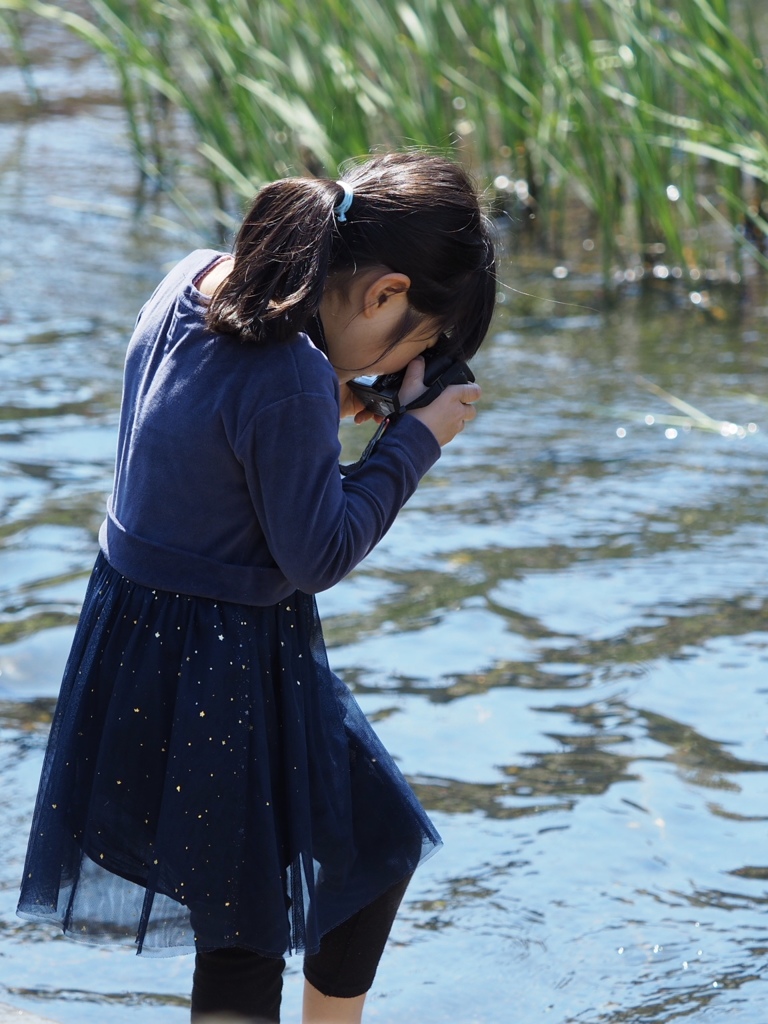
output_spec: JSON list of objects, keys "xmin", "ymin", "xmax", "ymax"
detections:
[{"xmin": 206, "ymin": 152, "xmax": 497, "ymax": 361}]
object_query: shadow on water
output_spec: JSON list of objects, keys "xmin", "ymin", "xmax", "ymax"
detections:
[{"xmin": 2, "ymin": 16, "xmax": 768, "ymax": 1024}]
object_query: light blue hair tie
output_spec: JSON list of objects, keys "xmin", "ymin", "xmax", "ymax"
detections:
[{"xmin": 334, "ymin": 181, "xmax": 354, "ymax": 223}]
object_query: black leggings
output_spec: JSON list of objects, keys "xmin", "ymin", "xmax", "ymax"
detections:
[{"xmin": 190, "ymin": 875, "xmax": 410, "ymax": 1023}]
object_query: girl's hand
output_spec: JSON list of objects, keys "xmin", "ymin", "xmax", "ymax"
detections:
[
  {"xmin": 400, "ymin": 356, "xmax": 481, "ymax": 447},
  {"xmin": 396, "ymin": 355, "xmax": 428, "ymax": 407},
  {"xmin": 338, "ymin": 382, "xmax": 363, "ymax": 419},
  {"xmin": 339, "ymin": 382, "xmax": 385, "ymax": 425},
  {"xmin": 354, "ymin": 407, "xmax": 385, "ymax": 425}
]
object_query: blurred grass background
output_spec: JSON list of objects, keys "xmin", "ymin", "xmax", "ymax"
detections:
[{"xmin": 2, "ymin": 0, "xmax": 768, "ymax": 286}]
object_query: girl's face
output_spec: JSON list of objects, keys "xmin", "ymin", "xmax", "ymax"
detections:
[{"xmin": 319, "ymin": 269, "xmax": 438, "ymax": 383}]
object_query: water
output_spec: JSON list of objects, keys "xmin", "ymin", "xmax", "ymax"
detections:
[{"xmin": 2, "ymin": 23, "xmax": 768, "ymax": 1024}]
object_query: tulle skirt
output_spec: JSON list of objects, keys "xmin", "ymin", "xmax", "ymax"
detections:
[{"xmin": 17, "ymin": 554, "xmax": 441, "ymax": 956}]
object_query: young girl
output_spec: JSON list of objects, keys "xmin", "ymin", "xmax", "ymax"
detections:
[{"xmin": 18, "ymin": 152, "xmax": 496, "ymax": 1023}]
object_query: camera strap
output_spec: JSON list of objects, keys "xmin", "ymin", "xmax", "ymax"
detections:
[
  {"xmin": 339, "ymin": 417, "xmax": 391, "ymax": 476},
  {"xmin": 399, "ymin": 375, "xmax": 457, "ymax": 412}
]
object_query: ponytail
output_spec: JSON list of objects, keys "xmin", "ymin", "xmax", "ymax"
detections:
[
  {"xmin": 207, "ymin": 153, "xmax": 497, "ymax": 358},
  {"xmin": 206, "ymin": 178, "xmax": 345, "ymax": 344}
]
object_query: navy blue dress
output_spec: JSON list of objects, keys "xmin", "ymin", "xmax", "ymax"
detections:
[{"xmin": 17, "ymin": 252, "xmax": 442, "ymax": 956}]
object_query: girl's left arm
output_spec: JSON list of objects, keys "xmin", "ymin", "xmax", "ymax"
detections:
[{"xmin": 239, "ymin": 389, "xmax": 440, "ymax": 594}]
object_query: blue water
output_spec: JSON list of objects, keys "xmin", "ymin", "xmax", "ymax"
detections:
[{"xmin": 1, "ymin": 22, "xmax": 768, "ymax": 1024}]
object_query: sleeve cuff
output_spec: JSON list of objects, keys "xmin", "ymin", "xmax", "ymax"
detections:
[{"xmin": 378, "ymin": 411, "xmax": 441, "ymax": 477}]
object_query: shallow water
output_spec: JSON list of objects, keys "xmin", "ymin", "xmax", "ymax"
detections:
[{"xmin": 2, "ymin": 23, "xmax": 768, "ymax": 1024}]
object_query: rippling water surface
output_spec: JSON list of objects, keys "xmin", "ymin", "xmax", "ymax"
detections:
[{"xmin": 2, "ymin": 22, "xmax": 768, "ymax": 1024}]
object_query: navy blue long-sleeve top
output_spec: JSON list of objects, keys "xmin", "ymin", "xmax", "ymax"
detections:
[{"xmin": 99, "ymin": 250, "xmax": 441, "ymax": 605}]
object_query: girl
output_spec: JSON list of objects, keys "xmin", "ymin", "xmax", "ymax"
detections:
[{"xmin": 18, "ymin": 152, "xmax": 496, "ymax": 1023}]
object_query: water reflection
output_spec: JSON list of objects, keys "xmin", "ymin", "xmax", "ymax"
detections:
[{"xmin": 405, "ymin": 685, "xmax": 768, "ymax": 818}]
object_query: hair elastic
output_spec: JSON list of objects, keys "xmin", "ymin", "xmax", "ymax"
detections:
[{"xmin": 334, "ymin": 181, "xmax": 354, "ymax": 223}]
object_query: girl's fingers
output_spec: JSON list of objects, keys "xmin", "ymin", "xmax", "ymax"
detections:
[
  {"xmin": 354, "ymin": 409, "xmax": 384, "ymax": 424},
  {"xmin": 459, "ymin": 382, "xmax": 482, "ymax": 405},
  {"xmin": 397, "ymin": 356, "xmax": 427, "ymax": 407},
  {"xmin": 407, "ymin": 380, "xmax": 482, "ymax": 446},
  {"xmin": 456, "ymin": 383, "xmax": 481, "ymax": 425}
]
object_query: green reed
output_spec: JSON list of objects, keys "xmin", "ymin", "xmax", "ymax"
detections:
[
  {"xmin": 0, "ymin": 6, "xmax": 40, "ymax": 104},
  {"xmin": 3, "ymin": 0, "xmax": 768, "ymax": 281}
]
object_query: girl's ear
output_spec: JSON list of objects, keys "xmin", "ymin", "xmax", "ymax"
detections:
[{"xmin": 361, "ymin": 272, "xmax": 411, "ymax": 318}]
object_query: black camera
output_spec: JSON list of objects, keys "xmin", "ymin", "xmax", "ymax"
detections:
[{"xmin": 347, "ymin": 350, "xmax": 475, "ymax": 419}]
